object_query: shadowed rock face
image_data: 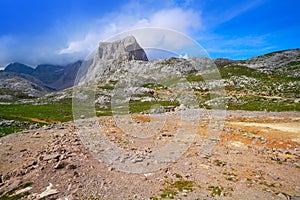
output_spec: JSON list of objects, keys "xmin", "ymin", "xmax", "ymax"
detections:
[
  {"xmin": 96, "ymin": 36, "xmax": 148, "ymax": 61},
  {"xmin": 81, "ymin": 36, "xmax": 148, "ymax": 83}
]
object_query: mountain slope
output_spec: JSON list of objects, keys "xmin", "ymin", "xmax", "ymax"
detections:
[
  {"xmin": 2, "ymin": 61, "xmax": 82, "ymax": 91},
  {"xmin": 4, "ymin": 62, "xmax": 34, "ymax": 75},
  {"xmin": 0, "ymin": 72, "xmax": 53, "ymax": 101}
]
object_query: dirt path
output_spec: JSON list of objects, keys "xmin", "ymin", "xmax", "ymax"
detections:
[{"xmin": 17, "ymin": 116, "xmax": 61, "ymax": 123}]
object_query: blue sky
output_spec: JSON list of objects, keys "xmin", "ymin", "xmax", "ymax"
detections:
[{"xmin": 0, "ymin": 0, "xmax": 299, "ymax": 68}]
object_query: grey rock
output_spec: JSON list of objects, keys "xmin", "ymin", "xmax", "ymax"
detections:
[
  {"xmin": 66, "ymin": 164, "xmax": 77, "ymax": 170},
  {"xmin": 54, "ymin": 161, "xmax": 68, "ymax": 169},
  {"xmin": 291, "ymin": 196, "xmax": 300, "ymax": 200},
  {"xmin": 26, "ymin": 159, "xmax": 38, "ymax": 168},
  {"xmin": 43, "ymin": 153, "xmax": 60, "ymax": 161},
  {"xmin": 96, "ymin": 36, "xmax": 148, "ymax": 61},
  {"xmin": 277, "ymin": 193, "xmax": 289, "ymax": 200}
]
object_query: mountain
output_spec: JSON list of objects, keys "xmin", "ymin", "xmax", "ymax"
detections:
[
  {"xmin": 0, "ymin": 36, "xmax": 299, "ymax": 112},
  {"xmin": 82, "ymin": 36, "xmax": 148, "ymax": 83},
  {"xmin": 76, "ymin": 39, "xmax": 299, "ymax": 113},
  {"xmin": 50, "ymin": 60, "xmax": 82, "ymax": 90},
  {"xmin": 1, "ymin": 60, "xmax": 82, "ymax": 92},
  {"xmin": 97, "ymin": 35, "xmax": 148, "ymax": 61},
  {"xmin": 0, "ymin": 72, "xmax": 53, "ymax": 101},
  {"xmin": 4, "ymin": 62, "xmax": 35, "ymax": 75}
]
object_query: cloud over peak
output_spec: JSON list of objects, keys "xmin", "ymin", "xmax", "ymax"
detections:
[{"xmin": 58, "ymin": 7, "xmax": 202, "ymax": 55}]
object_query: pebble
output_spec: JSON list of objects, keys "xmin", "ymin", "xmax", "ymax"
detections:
[
  {"xmin": 54, "ymin": 161, "xmax": 68, "ymax": 169},
  {"xmin": 277, "ymin": 193, "xmax": 289, "ymax": 200},
  {"xmin": 43, "ymin": 153, "xmax": 60, "ymax": 161},
  {"xmin": 66, "ymin": 164, "xmax": 77, "ymax": 170}
]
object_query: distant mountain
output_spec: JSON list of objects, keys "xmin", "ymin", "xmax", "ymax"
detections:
[
  {"xmin": 49, "ymin": 60, "xmax": 82, "ymax": 90},
  {"xmin": 4, "ymin": 62, "xmax": 34, "ymax": 75},
  {"xmin": 0, "ymin": 72, "xmax": 53, "ymax": 101},
  {"xmin": 1, "ymin": 60, "xmax": 82, "ymax": 91}
]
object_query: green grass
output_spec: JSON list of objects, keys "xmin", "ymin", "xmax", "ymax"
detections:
[
  {"xmin": 148, "ymin": 174, "xmax": 196, "ymax": 199},
  {"xmin": 208, "ymin": 185, "xmax": 223, "ymax": 197},
  {"xmin": 97, "ymin": 84, "xmax": 114, "ymax": 90},
  {"xmin": 0, "ymin": 124, "xmax": 31, "ymax": 137},
  {"xmin": 186, "ymin": 75, "xmax": 204, "ymax": 82},
  {"xmin": 0, "ymin": 182, "xmax": 33, "ymax": 200},
  {"xmin": 227, "ymin": 95, "xmax": 300, "ymax": 112},
  {"xmin": 0, "ymin": 104, "xmax": 72, "ymax": 122},
  {"xmin": 286, "ymin": 60, "xmax": 300, "ymax": 67},
  {"xmin": 0, "ymin": 104, "xmax": 72, "ymax": 136},
  {"xmin": 218, "ymin": 65, "xmax": 267, "ymax": 80},
  {"xmin": 159, "ymin": 180, "xmax": 194, "ymax": 199}
]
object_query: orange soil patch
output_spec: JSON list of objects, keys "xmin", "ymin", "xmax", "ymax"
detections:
[
  {"xmin": 226, "ymin": 121, "xmax": 299, "ymax": 140},
  {"xmin": 131, "ymin": 115, "xmax": 151, "ymax": 123},
  {"xmin": 222, "ymin": 120, "xmax": 299, "ymax": 150},
  {"xmin": 102, "ymin": 127, "xmax": 123, "ymax": 135},
  {"xmin": 229, "ymin": 122, "xmax": 300, "ymax": 134}
]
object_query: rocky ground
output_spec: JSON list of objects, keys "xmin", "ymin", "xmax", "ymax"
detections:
[{"xmin": 0, "ymin": 109, "xmax": 299, "ymax": 200}]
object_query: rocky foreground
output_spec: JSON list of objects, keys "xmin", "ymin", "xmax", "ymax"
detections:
[{"xmin": 0, "ymin": 109, "xmax": 299, "ymax": 199}]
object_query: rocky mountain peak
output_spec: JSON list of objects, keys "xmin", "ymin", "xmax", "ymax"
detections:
[
  {"xmin": 95, "ymin": 35, "xmax": 148, "ymax": 61},
  {"xmin": 4, "ymin": 62, "xmax": 34, "ymax": 75}
]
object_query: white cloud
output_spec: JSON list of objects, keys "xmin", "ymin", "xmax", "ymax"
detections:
[
  {"xmin": 0, "ymin": 35, "xmax": 18, "ymax": 67},
  {"xmin": 57, "ymin": 7, "xmax": 202, "ymax": 55},
  {"xmin": 139, "ymin": 8, "xmax": 201, "ymax": 33}
]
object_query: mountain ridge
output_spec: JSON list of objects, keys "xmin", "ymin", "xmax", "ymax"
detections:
[{"xmin": 1, "ymin": 60, "xmax": 82, "ymax": 91}]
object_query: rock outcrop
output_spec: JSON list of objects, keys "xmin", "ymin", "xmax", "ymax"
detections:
[
  {"xmin": 95, "ymin": 36, "xmax": 148, "ymax": 61},
  {"xmin": 82, "ymin": 36, "xmax": 148, "ymax": 83}
]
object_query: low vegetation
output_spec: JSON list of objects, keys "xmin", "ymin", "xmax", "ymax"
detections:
[
  {"xmin": 0, "ymin": 104, "xmax": 72, "ymax": 136},
  {"xmin": 0, "ymin": 182, "xmax": 33, "ymax": 200}
]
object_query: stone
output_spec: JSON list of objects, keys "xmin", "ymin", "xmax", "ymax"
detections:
[
  {"xmin": 291, "ymin": 197, "xmax": 300, "ymax": 200},
  {"xmin": 54, "ymin": 161, "xmax": 68, "ymax": 169},
  {"xmin": 43, "ymin": 154, "xmax": 60, "ymax": 161},
  {"xmin": 277, "ymin": 193, "xmax": 289, "ymax": 200},
  {"xmin": 38, "ymin": 183, "xmax": 59, "ymax": 199},
  {"xmin": 8, "ymin": 180, "xmax": 22, "ymax": 190},
  {"xmin": 66, "ymin": 164, "xmax": 77, "ymax": 170},
  {"xmin": 131, "ymin": 157, "xmax": 144, "ymax": 163},
  {"xmin": 26, "ymin": 159, "xmax": 38, "ymax": 168}
]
